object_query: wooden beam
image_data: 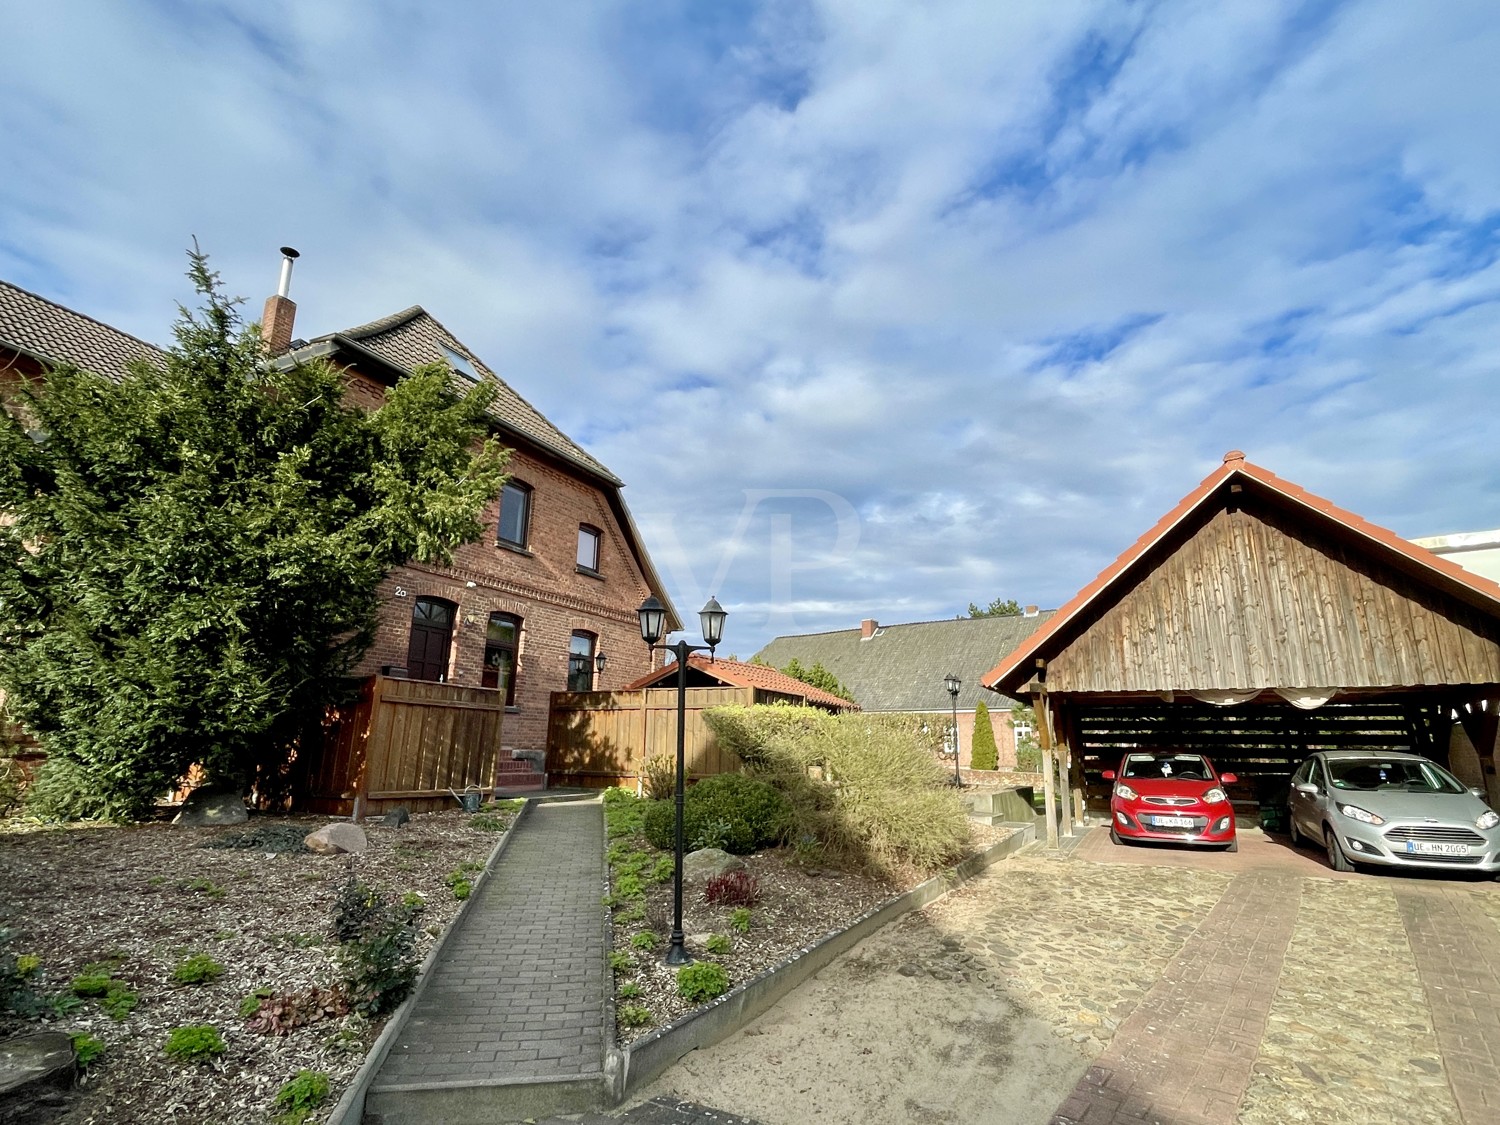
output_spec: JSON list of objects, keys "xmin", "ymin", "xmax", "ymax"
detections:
[{"xmin": 1038, "ymin": 688, "xmax": 1059, "ymax": 849}]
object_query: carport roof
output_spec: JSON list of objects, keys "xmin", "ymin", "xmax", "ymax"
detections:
[{"xmin": 983, "ymin": 450, "xmax": 1500, "ymax": 697}]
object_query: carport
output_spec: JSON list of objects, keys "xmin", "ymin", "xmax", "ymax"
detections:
[{"xmin": 983, "ymin": 451, "xmax": 1500, "ymax": 846}]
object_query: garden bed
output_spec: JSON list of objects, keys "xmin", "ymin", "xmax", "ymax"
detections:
[{"xmin": 0, "ymin": 804, "xmax": 521, "ymax": 1124}]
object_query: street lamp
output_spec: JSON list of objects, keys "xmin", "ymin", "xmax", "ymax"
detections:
[
  {"xmin": 944, "ymin": 673, "xmax": 962, "ymax": 787},
  {"xmin": 639, "ymin": 594, "xmax": 727, "ymax": 965}
]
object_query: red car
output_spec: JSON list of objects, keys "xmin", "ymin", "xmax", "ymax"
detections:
[{"xmin": 1103, "ymin": 751, "xmax": 1239, "ymax": 851}]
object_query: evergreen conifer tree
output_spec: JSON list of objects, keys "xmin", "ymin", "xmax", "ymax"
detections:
[{"xmin": 970, "ymin": 700, "xmax": 998, "ymax": 771}]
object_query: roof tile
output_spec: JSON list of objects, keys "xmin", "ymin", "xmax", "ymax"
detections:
[{"xmin": 0, "ymin": 280, "xmax": 164, "ymax": 382}]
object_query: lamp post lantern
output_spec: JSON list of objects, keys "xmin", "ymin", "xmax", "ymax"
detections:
[
  {"xmin": 944, "ymin": 672, "xmax": 962, "ymax": 787},
  {"xmin": 594, "ymin": 650, "xmax": 607, "ymax": 687},
  {"xmin": 639, "ymin": 594, "xmax": 727, "ymax": 966}
]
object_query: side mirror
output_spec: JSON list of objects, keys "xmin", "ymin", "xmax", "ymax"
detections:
[
  {"xmin": 1293, "ymin": 782, "xmax": 1318, "ymax": 796},
  {"xmin": 1219, "ymin": 772, "xmax": 1238, "ymax": 785},
  {"xmin": 1101, "ymin": 769, "xmax": 1116, "ymax": 781},
  {"xmin": 1470, "ymin": 787, "xmax": 1487, "ymax": 799}
]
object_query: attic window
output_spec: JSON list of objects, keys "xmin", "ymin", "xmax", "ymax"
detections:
[{"xmin": 441, "ymin": 345, "xmax": 480, "ymax": 381}]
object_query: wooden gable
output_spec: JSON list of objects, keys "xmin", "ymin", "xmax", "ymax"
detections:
[{"xmin": 1045, "ymin": 502, "xmax": 1500, "ymax": 694}]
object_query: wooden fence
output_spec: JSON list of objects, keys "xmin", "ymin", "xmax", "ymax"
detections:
[
  {"xmin": 546, "ymin": 686, "xmax": 749, "ymax": 789},
  {"xmin": 297, "ymin": 675, "xmax": 506, "ymax": 817}
]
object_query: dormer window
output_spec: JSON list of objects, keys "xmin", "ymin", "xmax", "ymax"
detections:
[
  {"xmin": 577, "ymin": 525, "xmax": 601, "ymax": 574},
  {"xmin": 442, "ymin": 344, "xmax": 480, "ymax": 381}
]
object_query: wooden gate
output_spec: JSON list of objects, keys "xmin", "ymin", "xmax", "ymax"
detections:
[
  {"xmin": 298, "ymin": 674, "xmax": 505, "ymax": 817},
  {"xmin": 546, "ymin": 686, "xmax": 748, "ymax": 789}
]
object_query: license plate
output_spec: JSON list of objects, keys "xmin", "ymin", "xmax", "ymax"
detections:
[
  {"xmin": 1149, "ymin": 815, "xmax": 1196, "ymax": 828},
  {"xmin": 1405, "ymin": 841, "xmax": 1468, "ymax": 857}
]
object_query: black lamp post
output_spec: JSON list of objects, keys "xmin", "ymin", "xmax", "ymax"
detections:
[
  {"xmin": 944, "ymin": 672, "xmax": 962, "ymax": 787},
  {"xmin": 594, "ymin": 650, "xmax": 607, "ymax": 687},
  {"xmin": 638, "ymin": 594, "xmax": 727, "ymax": 966}
]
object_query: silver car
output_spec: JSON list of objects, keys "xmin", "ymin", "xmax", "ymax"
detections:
[{"xmin": 1288, "ymin": 750, "xmax": 1500, "ymax": 875}]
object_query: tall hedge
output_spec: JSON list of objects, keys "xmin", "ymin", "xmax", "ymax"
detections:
[{"xmin": 970, "ymin": 701, "xmax": 998, "ymax": 771}]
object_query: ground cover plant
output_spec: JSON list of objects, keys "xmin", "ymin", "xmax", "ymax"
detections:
[{"xmin": 0, "ymin": 804, "xmax": 520, "ymax": 1122}]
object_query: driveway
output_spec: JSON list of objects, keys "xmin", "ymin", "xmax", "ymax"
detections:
[{"xmin": 634, "ymin": 827, "xmax": 1500, "ymax": 1125}]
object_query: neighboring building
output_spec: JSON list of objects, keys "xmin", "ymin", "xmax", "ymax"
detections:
[
  {"xmin": 0, "ymin": 265, "xmax": 679, "ymax": 763},
  {"xmin": 755, "ymin": 611, "xmax": 1053, "ymax": 768},
  {"xmin": 1410, "ymin": 529, "xmax": 1500, "ymax": 585},
  {"xmin": 620, "ymin": 654, "xmax": 859, "ymax": 713}
]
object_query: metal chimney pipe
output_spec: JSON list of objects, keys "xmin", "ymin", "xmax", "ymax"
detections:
[{"xmin": 276, "ymin": 246, "xmax": 300, "ymax": 298}]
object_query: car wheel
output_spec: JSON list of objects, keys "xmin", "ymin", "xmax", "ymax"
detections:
[
  {"xmin": 1110, "ymin": 825, "xmax": 1122, "ymax": 846},
  {"xmin": 1225, "ymin": 837, "xmax": 1238, "ymax": 853},
  {"xmin": 1324, "ymin": 826, "xmax": 1354, "ymax": 873},
  {"xmin": 1288, "ymin": 816, "xmax": 1302, "ymax": 848}
]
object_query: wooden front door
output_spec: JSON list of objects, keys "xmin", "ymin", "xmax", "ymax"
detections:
[{"xmin": 406, "ymin": 598, "xmax": 455, "ymax": 682}]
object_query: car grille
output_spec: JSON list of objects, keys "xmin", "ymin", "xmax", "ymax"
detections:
[
  {"xmin": 1393, "ymin": 853, "xmax": 1484, "ymax": 865},
  {"xmin": 1143, "ymin": 797, "xmax": 1197, "ymax": 806},
  {"xmin": 1383, "ymin": 825, "xmax": 1486, "ymax": 845}
]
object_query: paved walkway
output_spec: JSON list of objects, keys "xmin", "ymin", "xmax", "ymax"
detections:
[{"xmin": 372, "ymin": 798, "xmax": 607, "ymax": 1090}]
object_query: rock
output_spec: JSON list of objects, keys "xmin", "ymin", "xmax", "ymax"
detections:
[
  {"xmin": 382, "ymin": 806, "xmax": 410, "ymax": 829},
  {"xmin": 173, "ymin": 790, "xmax": 248, "ymax": 827},
  {"xmin": 303, "ymin": 823, "xmax": 368, "ymax": 855},
  {"xmin": 0, "ymin": 1032, "xmax": 76, "ymax": 1108},
  {"xmin": 682, "ymin": 848, "xmax": 746, "ymax": 883}
]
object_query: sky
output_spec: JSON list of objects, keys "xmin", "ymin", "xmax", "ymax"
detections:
[{"xmin": 4, "ymin": 1, "xmax": 1500, "ymax": 659}]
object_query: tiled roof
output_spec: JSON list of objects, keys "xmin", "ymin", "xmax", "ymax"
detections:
[
  {"xmin": 754, "ymin": 613, "xmax": 1054, "ymax": 712},
  {"xmin": 0, "ymin": 279, "xmax": 164, "ymax": 382},
  {"xmin": 320, "ymin": 307, "xmax": 620, "ymax": 484},
  {"xmin": 982, "ymin": 450, "xmax": 1500, "ymax": 695},
  {"xmin": 621, "ymin": 655, "xmax": 859, "ymax": 711}
]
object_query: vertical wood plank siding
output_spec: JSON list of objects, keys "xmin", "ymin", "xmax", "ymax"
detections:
[
  {"xmin": 546, "ymin": 686, "xmax": 750, "ymax": 788},
  {"xmin": 1047, "ymin": 507, "xmax": 1500, "ymax": 693}
]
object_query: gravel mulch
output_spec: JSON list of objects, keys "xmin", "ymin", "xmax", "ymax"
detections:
[{"xmin": 0, "ymin": 806, "xmax": 519, "ymax": 1124}]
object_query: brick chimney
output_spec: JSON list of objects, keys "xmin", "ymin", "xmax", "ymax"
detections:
[
  {"xmin": 860, "ymin": 618, "xmax": 878, "ymax": 639},
  {"xmin": 261, "ymin": 246, "xmax": 300, "ymax": 354},
  {"xmin": 1023, "ymin": 605, "xmax": 1039, "ymax": 617}
]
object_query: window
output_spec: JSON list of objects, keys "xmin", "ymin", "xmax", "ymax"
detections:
[
  {"xmin": 441, "ymin": 344, "xmax": 479, "ymax": 382},
  {"xmin": 577, "ymin": 525, "xmax": 601, "ymax": 573},
  {"xmin": 406, "ymin": 597, "xmax": 456, "ymax": 682},
  {"xmin": 483, "ymin": 613, "xmax": 520, "ymax": 706},
  {"xmin": 567, "ymin": 631, "xmax": 597, "ymax": 692},
  {"xmin": 497, "ymin": 481, "xmax": 532, "ymax": 549}
]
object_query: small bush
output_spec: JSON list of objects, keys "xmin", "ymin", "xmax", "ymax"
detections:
[
  {"xmin": 607, "ymin": 951, "xmax": 632, "ymax": 973},
  {"xmin": 648, "ymin": 855, "xmax": 675, "ymax": 884},
  {"xmin": 618, "ymin": 982, "xmax": 642, "ymax": 999},
  {"xmin": 641, "ymin": 773, "xmax": 791, "ymax": 856},
  {"xmin": 676, "ymin": 962, "xmax": 729, "ymax": 1003},
  {"xmin": 172, "ymin": 953, "xmax": 224, "ymax": 985},
  {"xmin": 629, "ymin": 931, "xmax": 660, "ymax": 951},
  {"xmin": 705, "ymin": 934, "xmax": 730, "ymax": 955},
  {"xmin": 730, "ymin": 907, "xmax": 751, "ymax": 934},
  {"xmin": 641, "ymin": 754, "xmax": 676, "ymax": 800},
  {"xmin": 71, "ymin": 1033, "xmax": 106, "ymax": 1069},
  {"xmin": 239, "ymin": 987, "xmax": 275, "ymax": 1018},
  {"xmin": 163, "ymin": 1024, "xmax": 225, "ymax": 1063},
  {"xmin": 617, "ymin": 1003, "xmax": 653, "ymax": 1028},
  {"xmin": 703, "ymin": 871, "xmax": 760, "ymax": 907},
  {"xmin": 334, "ymin": 889, "xmax": 420, "ymax": 1017},
  {"xmin": 248, "ymin": 987, "xmax": 350, "ymax": 1036},
  {"xmin": 14, "ymin": 953, "xmax": 39, "ymax": 978},
  {"xmin": 101, "ymin": 983, "xmax": 138, "ymax": 1021},
  {"xmin": 71, "ymin": 968, "xmax": 114, "ymax": 998},
  {"xmin": 690, "ymin": 817, "xmax": 733, "ymax": 851},
  {"xmin": 273, "ymin": 1069, "xmax": 331, "ymax": 1125},
  {"xmin": 614, "ymin": 872, "xmax": 644, "ymax": 902},
  {"xmin": 970, "ymin": 701, "xmax": 998, "ymax": 771}
]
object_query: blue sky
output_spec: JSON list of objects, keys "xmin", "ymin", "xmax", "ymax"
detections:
[{"xmin": 4, "ymin": 1, "xmax": 1500, "ymax": 658}]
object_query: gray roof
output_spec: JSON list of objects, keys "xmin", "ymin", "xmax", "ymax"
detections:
[
  {"xmin": 0, "ymin": 279, "xmax": 164, "ymax": 381},
  {"xmin": 755, "ymin": 613, "xmax": 1055, "ymax": 712},
  {"xmin": 311, "ymin": 306, "xmax": 620, "ymax": 485}
]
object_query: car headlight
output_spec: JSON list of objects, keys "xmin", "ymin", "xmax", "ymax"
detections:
[
  {"xmin": 1477, "ymin": 810, "xmax": 1500, "ymax": 831},
  {"xmin": 1114, "ymin": 783, "xmax": 1138, "ymax": 801},
  {"xmin": 1202, "ymin": 787, "xmax": 1227, "ymax": 804},
  {"xmin": 1336, "ymin": 802, "xmax": 1385, "ymax": 826}
]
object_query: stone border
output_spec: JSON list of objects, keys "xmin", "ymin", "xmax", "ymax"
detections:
[
  {"xmin": 325, "ymin": 799, "xmax": 535, "ymax": 1125},
  {"xmin": 607, "ymin": 819, "xmax": 1037, "ymax": 1101}
]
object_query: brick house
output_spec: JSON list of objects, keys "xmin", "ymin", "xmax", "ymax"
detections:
[
  {"xmin": 0, "ymin": 269, "xmax": 679, "ymax": 765},
  {"xmin": 754, "ymin": 612, "xmax": 1053, "ymax": 769}
]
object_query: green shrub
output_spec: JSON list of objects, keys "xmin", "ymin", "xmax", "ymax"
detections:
[
  {"xmin": 14, "ymin": 954, "xmax": 39, "ymax": 978},
  {"xmin": 171, "ymin": 953, "xmax": 224, "ymax": 985},
  {"xmin": 332, "ymin": 878, "xmax": 383, "ymax": 943},
  {"xmin": 618, "ymin": 982, "xmax": 642, "ymax": 999},
  {"xmin": 71, "ymin": 967, "xmax": 114, "ymax": 997},
  {"xmin": 648, "ymin": 855, "xmax": 675, "ymax": 884},
  {"xmin": 334, "ymin": 890, "xmax": 420, "ymax": 1017},
  {"xmin": 676, "ymin": 962, "xmax": 729, "ymax": 1003},
  {"xmin": 614, "ymin": 872, "xmax": 644, "ymax": 901},
  {"xmin": 163, "ymin": 1024, "xmax": 225, "ymax": 1063},
  {"xmin": 690, "ymin": 817, "xmax": 733, "ymax": 851},
  {"xmin": 617, "ymin": 1003, "xmax": 653, "ymax": 1028},
  {"xmin": 730, "ymin": 907, "xmax": 751, "ymax": 934},
  {"xmin": 273, "ymin": 1069, "xmax": 331, "ymax": 1124},
  {"xmin": 101, "ymin": 982, "xmax": 139, "ymax": 1020},
  {"xmin": 629, "ymin": 931, "xmax": 660, "ymax": 951},
  {"xmin": 970, "ymin": 701, "xmax": 998, "ymax": 771},
  {"xmin": 607, "ymin": 951, "xmax": 632, "ymax": 973},
  {"xmin": 641, "ymin": 773, "xmax": 791, "ymax": 856},
  {"xmin": 71, "ymin": 1033, "xmax": 106, "ymax": 1069},
  {"xmin": 23, "ymin": 757, "xmax": 138, "ymax": 822},
  {"xmin": 705, "ymin": 934, "xmax": 730, "ymax": 955},
  {"xmin": 641, "ymin": 754, "xmax": 676, "ymax": 800}
]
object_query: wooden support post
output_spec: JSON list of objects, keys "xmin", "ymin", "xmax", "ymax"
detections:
[
  {"xmin": 1049, "ymin": 699, "xmax": 1073, "ymax": 838},
  {"xmin": 1037, "ymin": 689, "xmax": 1059, "ymax": 849}
]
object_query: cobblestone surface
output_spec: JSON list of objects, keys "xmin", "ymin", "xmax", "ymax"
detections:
[{"xmin": 1238, "ymin": 879, "xmax": 1457, "ymax": 1125}]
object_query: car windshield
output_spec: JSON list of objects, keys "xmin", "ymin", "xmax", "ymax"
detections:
[
  {"xmin": 1121, "ymin": 754, "xmax": 1211, "ymax": 781},
  {"xmin": 1325, "ymin": 758, "xmax": 1465, "ymax": 794}
]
